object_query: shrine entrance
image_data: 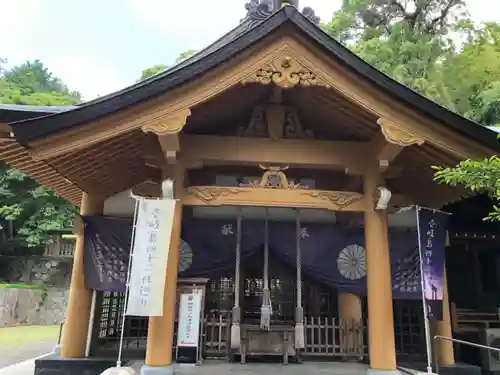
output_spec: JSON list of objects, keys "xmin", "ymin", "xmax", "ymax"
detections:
[
  {"xmin": 87, "ymin": 205, "xmax": 426, "ymax": 363},
  {"xmin": 188, "ymin": 206, "xmax": 368, "ymax": 363}
]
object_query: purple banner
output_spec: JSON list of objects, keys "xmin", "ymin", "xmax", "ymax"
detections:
[
  {"xmin": 417, "ymin": 207, "xmax": 448, "ymax": 320},
  {"xmin": 83, "ymin": 215, "xmax": 430, "ymax": 300},
  {"xmin": 82, "ymin": 216, "xmax": 131, "ymax": 292}
]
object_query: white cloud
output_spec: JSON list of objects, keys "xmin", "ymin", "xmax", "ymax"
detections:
[
  {"xmin": 127, "ymin": 0, "xmax": 247, "ymax": 51},
  {"xmin": 43, "ymin": 55, "xmax": 131, "ymax": 101},
  {"xmin": 467, "ymin": 0, "xmax": 500, "ymax": 23},
  {"xmin": 2, "ymin": 0, "xmax": 500, "ymax": 101},
  {"xmin": 0, "ymin": 0, "xmax": 42, "ymax": 64}
]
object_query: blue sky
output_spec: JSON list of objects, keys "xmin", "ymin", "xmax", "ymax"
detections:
[{"xmin": 1, "ymin": 0, "xmax": 498, "ymax": 100}]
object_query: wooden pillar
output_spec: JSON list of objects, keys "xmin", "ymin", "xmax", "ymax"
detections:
[
  {"xmin": 60, "ymin": 192, "xmax": 104, "ymax": 358},
  {"xmin": 364, "ymin": 172, "xmax": 398, "ymax": 374},
  {"xmin": 339, "ymin": 292, "xmax": 363, "ymax": 356},
  {"xmin": 142, "ymin": 165, "xmax": 185, "ymax": 374},
  {"xmin": 339, "ymin": 292, "xmax": 362, "ymax": 321},
  {"xmin": 435, "ymin": 268, "xmax": 455, "ymax": 365}
]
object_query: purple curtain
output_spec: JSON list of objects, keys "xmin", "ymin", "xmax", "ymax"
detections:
[{"xmin": 82, "ymin": 215, "xmax": 444, "ymax": 301}]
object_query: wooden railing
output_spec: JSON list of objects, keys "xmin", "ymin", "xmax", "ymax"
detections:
[
  {"xmin": 203, "ymin": 313, "xmax": 230, "ymax": 358},
  {"xmin": 452, "ymin": 304, "xmax": 500, "ymax": 333},
  {"xmin": 304, "ymin": 316, "xmax": 366, "ymax": 359},
  {"xmin": 201, "ymin": 313, "xmax": 367, "ymax": 360}
]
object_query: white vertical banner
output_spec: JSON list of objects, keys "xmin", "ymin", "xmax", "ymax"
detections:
[
  {"xmin": 177, "ymin": 289, "xmax": 202, "ymax": 347},
  {"xmin": 125, "ymin": 197, "xmax": 176, "ymax": 317}
]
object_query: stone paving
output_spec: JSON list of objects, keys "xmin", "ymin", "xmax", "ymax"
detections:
[
  {"xmin": 0, "ymin": 351, "xmax": 53, "ymax": 375},
  {"xmin": 0, "ymin": 340, "xmax": 55, "ymax": 369},
  {"xmin": 131, "ymin": 360, "xmax": 370, "ymax": 375}
]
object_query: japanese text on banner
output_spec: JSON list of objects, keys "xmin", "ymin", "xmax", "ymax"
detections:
[{"xmin": 125, "ymin": 198, "xmax": 176, "ymax": 317}]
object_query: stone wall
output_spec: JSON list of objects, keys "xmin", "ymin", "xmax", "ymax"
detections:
[
  {"xmin": 0, "ymin": 256, "xmax": 72, "ymax": 287},
  {"xmin": 0, "ymin": 287, "xmax": 68, "ymax": 327}
]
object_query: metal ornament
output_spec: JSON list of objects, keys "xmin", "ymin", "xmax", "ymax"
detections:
[{"xmin": 242, "ymin": 0, "xmax": 320, "ymax": 27}]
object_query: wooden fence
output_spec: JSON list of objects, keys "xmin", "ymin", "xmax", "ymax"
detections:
[{"xmin": 201, "ymin": 313, "xmax": 366, "ymax": 359}]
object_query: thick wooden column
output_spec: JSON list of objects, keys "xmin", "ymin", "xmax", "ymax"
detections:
[
  {"xmin": 435, "ymin": 268, "xmax": 455, "ymax": 365},
  {"xmin": 339, "ymin": 293, "xmax": 362, "ymax": 321},
  {"xmin": 60, "ymin": 192, "xmax": 104, "ymax": 358},
  {"xmin": 142, "ymin": 164, "xmax": 185, "ymax": 374},
  {"xmin": 363, "ymin": 172, "xmax": 398, "ymax": 374},
  {"xmin": 339, "ymin": 292, "xmax": 363, "ymax": 356}
]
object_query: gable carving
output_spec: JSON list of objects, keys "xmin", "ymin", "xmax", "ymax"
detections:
[
  {"xmin": 238, "ymin": 88, "xmax": 314, "ymax": 139},
  {"xmin": 238, "ymin": 106, "xmax": 267, "ymax": 137},
  {"xmin": 240, "ymin": 165, "xmax": 307, "ymax": 189},
  {"xmin": 238, "ymin": 104, "xmax": 313, "ymax": 139},
  {"xmin": 241, "ymin": 55, "xmax": 330, "ymax": 89},
  {"xmin": 377, "ymin": 118, "xmax": 425, "ymax": 147},
  {"xmin": 141, "ymin": 109, "xmax": 191, "ymax": 135}
]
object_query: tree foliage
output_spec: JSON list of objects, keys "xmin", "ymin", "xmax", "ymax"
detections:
[
  {"xmin": 322, "ymin": 1, "xmax": 500, "ymax": 219},
  {"xmin": 432, "ymin": 23, "xmax": 500, "ymax": 217},
  {"xmin": 0, "ymin": 50, "xmax": 200, "ymax": 250},
  {"xmin": 0, "ymin": 60, "xmax": 80, "ymax": 250},
  {"xmin": 138, "ymin": 50, "xmax": 198, "ymax": 81}
]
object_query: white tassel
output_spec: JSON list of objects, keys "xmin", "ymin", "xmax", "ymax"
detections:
[
  {"xmin": 294, "ymin": 322, "xmax": 305, "ymax": 349},
  {"xmin": 230, "ymin": 323, "xmax": 241, "ymax": 349},
  {"xmin": 260, "ymin": 287, "xmax": 272, "ymax": 330},
  {"xmin": 260, "ymin": 306, "xmax": 271, "ymax": 330}
]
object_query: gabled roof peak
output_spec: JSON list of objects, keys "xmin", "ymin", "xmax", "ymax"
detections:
[{"xmin": 242, "ymin": 0, "xmax": 320, "ymax": 27}]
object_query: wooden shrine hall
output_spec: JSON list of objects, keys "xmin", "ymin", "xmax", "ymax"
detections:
[{"xmin": 1, "ymin": 1, "xmax": 500, "ymax": 375}]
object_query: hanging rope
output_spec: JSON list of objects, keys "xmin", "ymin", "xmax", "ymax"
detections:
[
  {"xmin": 261, "ymin": 208, "xmax": 272, "ymax": 330},
  {"xmin": 230, "ymin": 210, "xmax": 243, "ymax": 350},
  {"xmin": 295, "ymin": 209, "xmax": 305, "ymax": 349}
]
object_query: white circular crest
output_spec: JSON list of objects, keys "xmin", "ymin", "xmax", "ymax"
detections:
[
  {"xmin": 337, "ymin": 244, "xmax": 366, "ymax": 280},
  {"xmin": 178, "ymin": 240, "xmax": 193, "ymax": 272}
]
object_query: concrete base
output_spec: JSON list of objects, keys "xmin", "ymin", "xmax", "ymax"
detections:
[
  {"xmin": 398, "ymin": 362, "xmax": 481, "ymax": 375},
  {"xmin": 101, "ymin": 366, "xmax": 137, "ymax": 374},
  {"xmin": 438, "ymin": 363, "xmax": 481, "ymax": 375},
  {"xmin": 367, "ymin": 369, "xmax": 401, "ymax": 375},
  {"xmin": 34, "ymin": 353, "xmax": 127, "ymax": 375},
  {"xmin": 140, "ymin": 365, "xmax": 174, "ymax": 375},
  {"xmin": 52, "ymin": 344, "xmax": 61, "ymax": 355}
]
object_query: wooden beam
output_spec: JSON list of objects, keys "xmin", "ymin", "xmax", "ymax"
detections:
[
  {"xmin": 181, "ymin": 135, "xmax": 373, "ymax": 174},
  {"xmin": 370, "ymin": 133, "xmax": 403, "ymax": 172},
  {"xmin": 182, "ymin": 186, "xmax": 368, "ymax": 212},
  {"xmin": 158, "ymin": 134, "xmax": 180, "ymax": 164}
]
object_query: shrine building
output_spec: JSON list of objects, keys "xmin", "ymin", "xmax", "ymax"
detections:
[{"xmin": 1, "ymin": 2, "xmax": 500, "ymax": 375}]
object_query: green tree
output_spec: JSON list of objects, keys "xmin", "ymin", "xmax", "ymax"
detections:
[
  {"xmin": 322, "ymin": 0, "xmax": 468, "ymax": 109},
  {"xmin": 138, "ymin": 64, "xmax": 168, "ymax": 81},
  {"xmin": 175, "ymin": 49, "xmax": 197, "ymax": 63},
  {"xmin": 0, "ymin": 166, "xmax": 77, "ymax": 247},
  {"xmin": 440, "ymin": 23, "xmax": 500, "ymax": 122},
  {"xmin": 0, "ymin": 59, "xmax": 80, "ymax": 249},
  {"xmin": 138, "ymin": 50, "xmax": 198, "ymax": 81},
  {"xmin": 321, "ymin": 3, "xmax": 500, "ymax": 218},
  {"xmin": 3, "ymin": 60, "xmax": 80, "ymax": 103},
  {"xmin": 433, "ymin": 23, "xmax": 500, "ymax": 218}
]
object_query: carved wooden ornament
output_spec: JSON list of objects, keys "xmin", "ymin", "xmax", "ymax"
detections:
[
  {"xmin": 240, "ymin": 165, "xmax": 306, "ymax": 189},
  {"xmin": 141, "ymin": 108, "xmax": 192, "ymax": 135},
  {"xmin": 183, "ymin": 165, "xmax": 366, "ymax": 211},
  {"xmin": 184, "ymin": 185, "xmax": 365, "ymax": 211},
  {"xmin": 377, "ymin": 118, "xmax": 425, "ymax": 147},
  {"xmin": 241, "ymin": 55, "xmax": 331, "ymax": 89}
]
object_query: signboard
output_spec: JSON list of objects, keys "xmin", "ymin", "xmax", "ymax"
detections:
[
  {"xmin": 176, "ymin": 288, "xmax": 203, "ymax": 363},
  {"xmin": 125, "ymin": 198, "xmax": 176, "ymax": 316}
]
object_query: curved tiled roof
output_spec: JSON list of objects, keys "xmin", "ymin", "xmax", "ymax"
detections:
[
  {"xmin": 8, "ymin": 5, "xmax": 500, "ymax": 152},
  {"xmin": 0, "ymin": 104, "xmax": 76, "ymax": 123}
]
